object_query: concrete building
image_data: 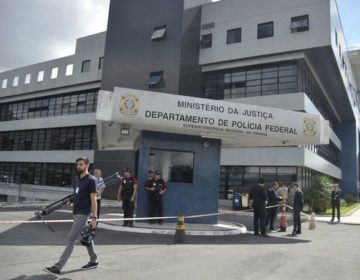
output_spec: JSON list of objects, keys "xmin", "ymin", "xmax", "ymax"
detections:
[
  {"xmin": 0, "ymin": 0, "xmax": 359, "ymax": 206},
  {"xmin": 0, "ymin": 33, "xmax": 105, "ymax": 201}
]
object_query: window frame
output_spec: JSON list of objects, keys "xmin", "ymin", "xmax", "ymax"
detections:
[
  {"xmin": 257, "ymin": 22, "xmax": 274, "ymax": 39},
  {"xmin": 227, "ymin": 27, "xmax": 242, "ymax": 45}
]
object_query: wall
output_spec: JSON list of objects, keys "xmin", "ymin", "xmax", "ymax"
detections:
[
  {"xmin": 200, "ymin": 0, "xmax": 331, "ymax": 65},
  {"xmin": 136, "ymin": 131, "xmax": 221, "ymax": 224}
]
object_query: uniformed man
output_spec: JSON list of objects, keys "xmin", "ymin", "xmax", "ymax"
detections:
[
  {"xmin": 145, "ymin": 170, "xmax": 167, "ymax": 225},
  {"xmin": 330, "ymin": 183, "xmax": 341, "ymax": 223},
  {"xmin": 117, "ymin": 168, "xmax": 138, "ymax": 227},
  {"xmin": 249, "ymin": 177, "xmax": 269, "ymax": 238},
  {"xmin": 265, "ymin": 182, "xmax": 280, "ymax": 232},
  {"xmin": 291, "ymin": 182, "xmax": 304, "ymax": 236}
]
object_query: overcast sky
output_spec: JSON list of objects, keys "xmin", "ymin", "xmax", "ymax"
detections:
[{"xmin": 0, "ymin": 0, "xmax": 359, "ymax": 73}]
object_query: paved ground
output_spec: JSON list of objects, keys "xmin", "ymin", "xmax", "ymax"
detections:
[{"xmin": 0, "ymin": 207, "xmax": 359, "ymax": 280}]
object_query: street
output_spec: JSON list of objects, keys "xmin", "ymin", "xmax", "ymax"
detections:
[{"xmin": 0, "ymin": 207, "xmax": 359, "ymax": 280}]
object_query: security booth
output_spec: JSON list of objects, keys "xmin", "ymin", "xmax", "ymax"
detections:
[{"xmin": 96, "ymin": 87, "xmax": 330, "ymax": 223}]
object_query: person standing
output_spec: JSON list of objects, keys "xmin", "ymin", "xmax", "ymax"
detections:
[
  {"xmin": 330, "ymin": 183, "xmax": 341, "ymax": 223},
  {"xmin": 44, "ymin": 157, "xmax": 98, "ymax": 275},
  {"xmin": 145, "ymin": 170, "xmax": 167, "ymax": 225},
  {"xmin": 291, "ymin": 182, "xmax": 304, "ymax": 236},
  {"xmin": 249, "ymin": 178, "xmax": 269, "ymax": 238},
  {"xmin": 266, "ymin": 182, "xmax": 280, "ymax": 232},
  {"xmin": 94, "ymin": 169, "xmax": 106, "ymax": 225},
  {"xmin": 117, "ymin": 168, "xmax": 138, "ymax": 227}
]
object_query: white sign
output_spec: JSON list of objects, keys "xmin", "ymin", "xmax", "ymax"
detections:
[{"xmin": 97, "ymin": 87, "xmax": 330, "ymax": 146}]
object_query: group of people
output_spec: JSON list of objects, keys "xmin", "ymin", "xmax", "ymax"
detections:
[
  {"xmin": 249, "ymin": 178, "xmax": 342, "ymax": 238},
  {"xmin": 249, "ymin": 178, "xmax": 304, "ymax": 238},
  {"xmin": 44, "ymin": 157, "xmax": 167, "ymax": 276}
]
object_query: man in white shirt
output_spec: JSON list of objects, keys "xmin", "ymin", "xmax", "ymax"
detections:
[{"xmin": 94, "ymin": 169, "xmax": 106, "ymax": 225}]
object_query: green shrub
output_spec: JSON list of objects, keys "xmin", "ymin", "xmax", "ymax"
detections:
[
  {"xmin": 344, "ymin": 193, "xmax": 358, "ymax": 204},
  {"xmin": 303, "ymin": 175, "xmax": 333, "ymax": 213}
]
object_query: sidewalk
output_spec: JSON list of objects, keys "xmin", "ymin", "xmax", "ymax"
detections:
[{"xmin": 316, "ymin": 206, "xmax": 360, "ymax": 225}]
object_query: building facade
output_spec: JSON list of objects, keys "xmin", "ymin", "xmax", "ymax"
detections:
[{"xmin": 0, "ymin": 0, "xmax": 359, "ymax": 202}]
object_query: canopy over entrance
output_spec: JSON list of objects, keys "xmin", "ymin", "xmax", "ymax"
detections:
[{"xmin": 96, "ymin": 87, "xmax": 330, "ymax": 150}]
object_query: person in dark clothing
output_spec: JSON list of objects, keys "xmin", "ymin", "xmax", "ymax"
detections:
[
  {"xmin": 249, "ymin": 178, "xmax": 269, "ymax": 238},
  {"xmin": 291, "ymin": 182, "xmax": 304, "ymax": 236},
  {"xmin": 117, "ymin": 168, "xmax": 138, "ymax": 227},
  {"xmin": 330, "ymin": 183, "xmax": 341, "ymax": 223},
  {"xmin": 44, "ymin": 157, "xmax": 98, "ymax": 275},
  {"xmin": 145, "ymin": 170, "xmax": 167, "ymax": 225},
  {"xmin": 266, "ymin": 182, "xmax": 280, "ymax": 232}
]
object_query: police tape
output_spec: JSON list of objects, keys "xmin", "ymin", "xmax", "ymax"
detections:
[{"xmin": 0, "ymin": 204, "xmax": 287, "ymax": 225}]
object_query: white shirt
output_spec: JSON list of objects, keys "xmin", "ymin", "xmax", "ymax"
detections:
[{"xmin": 95, "ymin": 176, "xmax": 106, "ymax": 200}]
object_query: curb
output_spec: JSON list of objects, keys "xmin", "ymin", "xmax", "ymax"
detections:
[{"xmin": 99, "ymin": 222, "xmax": 247, "ymax": 236}]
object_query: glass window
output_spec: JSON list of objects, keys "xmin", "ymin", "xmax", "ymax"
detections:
[
  {"xmin": 25, "ymin": 74, "xmax": 31, "ymax": 84},
  {"xmin": 1, "ymin": 79, "xmax": 7, "ymax": 89},
  {"xmin": 260, "ymin": 167, "xmax": 277, "ymax": 182},
  {"xmin": 148, "ymin": 71, "xmax": 164, "ymax": 88},
  {"xmin": 51, "ymin": 67, "xmax": 58, "ymax": 79},
  {"xmin": 81, "ymin": 60, "xmax": 91, "ymax": 73},
  {"xmin": 65, "ymin": 64, "xmax": 74, "ymax": 76},
  {"xmin": 37, "ymin": 71, "xmax": 44, "ymax": 82},
  {"xmin": 98, "ymin": 57, "xmax": 104, "ymax": 70},
  {"xmin": 258, "ymin": 22, "xmax": 274, "ymax": 39},
  {"xmin": 244, "ymin": 167, "xmax": 259, "ymax": 186},
  {"xmin": 151, "ymin": 25, "xmax": 167, "ymax": 40},
  {"xmin": 227, "ymin": 28, "xmax": 242, "ymax": 44},
  {"xmin": 291, "ymin": 15, "xmax": 309, "ymax": 33},
  {"xmin": 200, "ymin": 34, "xmax": 212, "ymax": 49},
  {"xmin": 149, "ymin": 149, "xmax": 194, "ymax": 183},
  {"xmin": 13, "ymin": 76, "xmax": 19, "ymax": 87}
]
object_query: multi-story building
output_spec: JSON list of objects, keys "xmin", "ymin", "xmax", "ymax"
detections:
[
  {"xmin": 0, "ymin": 33, "xmax": 105, "ymax": 201},
  {"xmin": 0, "ymin": 0, "xmax": 359, "ymax": 203}
]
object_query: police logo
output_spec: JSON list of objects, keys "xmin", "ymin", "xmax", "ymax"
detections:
[
  {"xmin": 303, "ymin": 117, "xmax": 317, "ymax": 137},
  {"xmin": 119, "ymin": 95, "xmax": 139, "ymax": 116}
]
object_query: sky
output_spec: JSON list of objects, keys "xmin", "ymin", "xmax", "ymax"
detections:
[{"xmin": 0, "ymin": 0, "xmax": 359, "ymax": 73}]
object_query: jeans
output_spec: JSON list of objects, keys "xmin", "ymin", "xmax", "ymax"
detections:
[{"xmin": 55, "ymin": 214, "xmax": 97, "ymax": 270}]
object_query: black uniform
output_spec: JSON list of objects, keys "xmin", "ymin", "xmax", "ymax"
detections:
[
  {"xmin": 120, "ymin": 176, "xmax": 137, "ymax": 226},
  {"xmin": 266, "ymin": 187, "xmax": 281, "ymax": 231},
  {"xmin": 331, "ymin": 190, "xmax": 341, "ymax": 222},
  {"xmin": 249, "ymin": 184, "xmax": 268, "ymax": 235},
  {"xmin": 293, "ymin": 190, "xmax": 304, "ymax": 234},
  {"xmin": 145, "ymin": 178, "xmax": 167, "ymax": 224}
]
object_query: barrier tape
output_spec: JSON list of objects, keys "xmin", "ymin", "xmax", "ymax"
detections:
[{"xmin": 0, "ymin": 204, "xmax": 289, "ymax": 225}]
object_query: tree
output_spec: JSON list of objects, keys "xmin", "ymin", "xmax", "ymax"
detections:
[{"xmin": 303, "ymin": 175, "xmax": 334, "ymax": 213}]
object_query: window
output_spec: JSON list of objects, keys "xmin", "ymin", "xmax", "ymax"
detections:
[
  {"xmin": 257, "ymin": 22, "xmax": 274, "ymax": 39},
  {"xmin": 25, "ymin": 74, "xmax": 31, "ymax": 84},
  {"xmin": 291, "ymin": 15, "xmax": 309, "ymax": 33},
  {"xmin": 13, "ymin": 76, "xmax": 19, "ymax": 87},
  {"xmin": 151, "ymin": 25, "xmax": 167, "ymax": 40},
  {"xmin": 81, "ymin": 60, "xmax": 91, "ymax": 73},
  {"xmin": 37, "ymin": 70, "xmax": 44, "ymax": 82},
  {"xmin": 227, "ymin": 28, "xmax": 242, "ymax": 44},
  {"xmin": 1, "ymin": 79, "xmax": 8, "ymax": 89},
  {"xmin": 148, "ymin": 71, "xmax": 163, "ymax": 88},
  {"xmin": 339, "ymin": 44, "xmax": 342, "ymax": 58},
  {"xmin": 335, "ymin": 30, "xmax": 338, "ymax": 46},
  {"xmin": 98, "ymin": 57, "xmax": 104, "ymax": 70},
  {"xmin": 65, "ymin": 64, "xmax": 73, "ymax": 76},
  {"xmin": 51, "ymin": 67, "xmax": 58, "ymax": 79},
  {"xmin": 149, "ymin": 149, "xmax": 194, "ymax": 183},
  {"xmin": 201, "ymin": 33, "xmax": 212, "ymax": 49}
]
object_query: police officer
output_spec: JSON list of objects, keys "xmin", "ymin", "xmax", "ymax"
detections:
[
  {"xmin": 291, "ymin": 182, "xmax": 304, "ymax": 236},
  {"xmin": 249, "ymin": 177, "xmax": 269, "ymax": 238},
  {"xmin": 117, "ymin": 168, "xmax": 138, "ymax": 227},
  {"xmin": 330, "ymin": 183, "xmax": 341, "ymax": 223},
  {"xmin": 266, "ymin": 182, "xmax": 280, "ymax": 232},
  {"xmin": 145, "ymin": 170, "xmax": 167, "ymax": 225}
]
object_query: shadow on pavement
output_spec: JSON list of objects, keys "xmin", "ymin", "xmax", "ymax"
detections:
[
  {"xmin": 0, "ymin": 210, "xmax": 310, "ymax": 246},
  {"xmin": 9, "ymin": 274, "xmax": 71, "ymax": 280}
]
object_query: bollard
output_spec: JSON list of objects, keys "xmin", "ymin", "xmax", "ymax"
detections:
[
  {"xmin": 309, "ymin": 212, "xmax": 316, "ymax": 230},
  {"xmin": 173, "ymin": 216, "xmax": 186, "ymax": 244}
]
